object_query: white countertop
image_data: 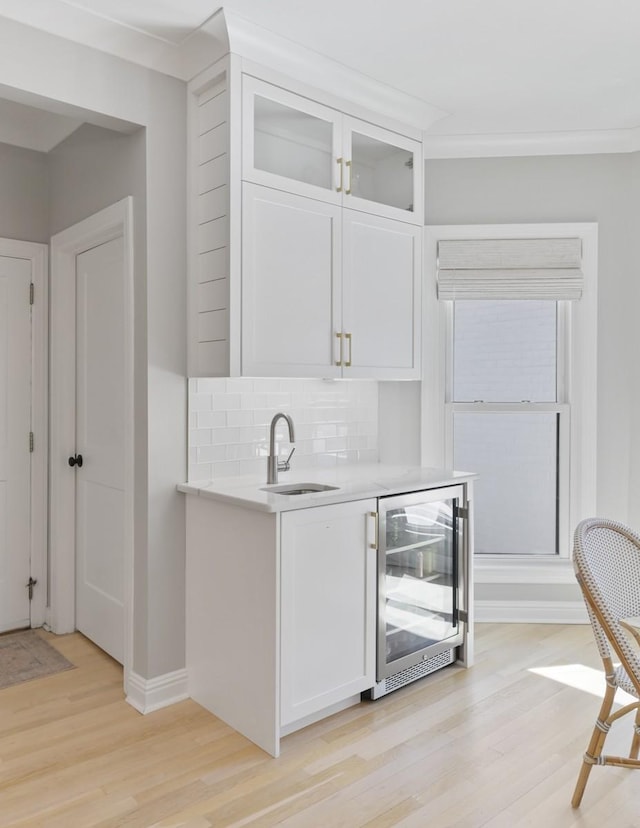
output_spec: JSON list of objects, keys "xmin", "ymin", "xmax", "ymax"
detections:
[{"xmin": 177, "ymin": 463, "xmax": 476, "ymax": 513}]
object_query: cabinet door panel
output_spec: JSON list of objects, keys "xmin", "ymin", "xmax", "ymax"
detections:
[
  {"xmin": 343, "ymin": 117, "xmax": 423, "ymax": 225},
  {"xmin": 281, "ymin": 499, "xmax": 377, "ymax": 727},
  {"xmin": 243, "ymin": 76, "xmax": 342, "ymax": 205},
  {"xmin": 242, "ymin": 183, "xmax": 341, "ymax": 377},
  {"xmin": 342, "ymin": 211, "xmax": 421, "ymax": 379}
]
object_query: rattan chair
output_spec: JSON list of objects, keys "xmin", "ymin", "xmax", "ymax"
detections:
[{"xmin": 572, "ymin": 518, "xmax": 640, "ymax": 807}]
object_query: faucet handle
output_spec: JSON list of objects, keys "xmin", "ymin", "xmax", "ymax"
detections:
[{"xmin": 278, "ymin": 446, "xmax": 295, "ymax": 472}]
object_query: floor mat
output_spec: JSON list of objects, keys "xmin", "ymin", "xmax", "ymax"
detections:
[{"xmin": 0, "ymin": 629, "xmax": 74, "ymax": 689}]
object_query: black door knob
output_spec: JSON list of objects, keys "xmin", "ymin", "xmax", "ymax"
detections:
[{"xmin": 68, "ymin": 454, "xmax": 83, "ymax": 468}]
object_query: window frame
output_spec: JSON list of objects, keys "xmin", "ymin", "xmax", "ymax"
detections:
[{"xmin": 422, "ymin": 223, "xmax": 597, "ymax": 586}]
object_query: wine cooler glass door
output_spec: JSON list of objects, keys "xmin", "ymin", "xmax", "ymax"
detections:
[{"xmin": 378, "ymin": 487, "xmax": 463, "ymax": 680}]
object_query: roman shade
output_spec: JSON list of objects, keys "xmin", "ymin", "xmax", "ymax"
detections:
[{"xmin": 437, "ymin": 237, "xmax": 583, "ymax": 300}]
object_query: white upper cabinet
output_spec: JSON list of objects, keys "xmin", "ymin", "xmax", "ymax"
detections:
[
  {"xmin": 242, "ymin": 183, "xmax": 342, "ymax": 378},
  {"xmin": 242, "ymin": 183, "xmax": 421, "ymax": 379},
  {"xmin": 343, "ymin": 118, "xmax": 422, "ymax": 224},
  {"xmin": 188, "ymin": 58, "xmax": 424, "ymax": 378},
  {"xmin": 243, "ymin": 76, "xmax": 423, "ymax": 226},
  {"xmin": 242, "ymin": 76, "xmax": 342, "ymax": 206},
  {"xmin": 341, "ymin": 210, "xmax": 421, "ymax": 379}
]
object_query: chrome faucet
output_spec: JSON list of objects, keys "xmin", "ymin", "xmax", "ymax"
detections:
[{"xmin": 267, "ymin": 412, "xmax": 295, "ymax": 484}]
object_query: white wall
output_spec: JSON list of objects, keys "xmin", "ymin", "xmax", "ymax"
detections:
[{"xmin": 0, "ymin": 17, "xmax": 188, "ymax": 681}]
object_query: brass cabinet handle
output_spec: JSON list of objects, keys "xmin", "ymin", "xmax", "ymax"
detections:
[
  {"xmin": 335, "ymin": 331, "xmax": 343, "ymax": 366},
  {"xmin": 336, "ymin": 157, "xmax": 344, "ymax": 192},
  {"xmin": 369, "ymin": 511, "xmax": 378, "ymax": 549},
  {"xmin": 345, "ymin": 332, "xmax": 352, "ymax": 367},
  {"xmin": 345, "ymin": 159, "xmax": 352, "ymax": 194}
]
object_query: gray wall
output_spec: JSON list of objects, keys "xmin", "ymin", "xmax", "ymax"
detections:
[
  {"xmin": 0, "ymin": 142, "xmax": 49, "ymax": 242},
  {"xmin": 0, "ymin": 19, "xmax": 188, "ymax": 685},
  {"xmin": 47, "ymin": 123, "xmax": 162, "ymax": 677},
  {"xmin": 423, "ymin": 153, "xmax": 637, "ymax": 526},
  {"xmin": 48, "ymin": 123, "xmax": 146, "ymax": 237},
  {"xmin": 48, "ymin": 114, "xmax": 187, "ymax": 679},
  {"xmin": 379, "ymin": 153, "xmax": 640, "ymax": 613}
]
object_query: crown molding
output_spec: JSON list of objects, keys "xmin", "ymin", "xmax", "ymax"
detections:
[
  {"xmin": 170, "ymin": 10, "xmax": 447, "ymax": 131},
  {"xmin": 153, "ymin": 8, "xmax": 229, "ymax": 82},
  {"xmin": 423, "ymin": 127, "xmax": 640, "ymax": 159}
]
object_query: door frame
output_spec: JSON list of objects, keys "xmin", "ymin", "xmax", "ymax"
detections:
[
  {"xmin": 0, "ymin": 239, "xmax": 48, "ymax": 629},
  {"xmin": 49, "ymin": 198, "xmax": 134, "ymax": 690}
]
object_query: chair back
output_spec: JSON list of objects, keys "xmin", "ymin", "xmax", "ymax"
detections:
[{"xmin": 574, "ymin": 518, "xmax": 640, "ymax": 694}]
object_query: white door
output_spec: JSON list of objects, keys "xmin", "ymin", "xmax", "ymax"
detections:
[
  {"xmin": 241, "ymin": 182, "xmax": 342, "ymax": 377},
  {"xmin": 280, "ymin": 499, "xmax": 377, "ymax": 726},
  {"xmin": 242, "ymin": 75, "xmax": 342, "ymax": 205},
  {"xmin": 342, "ymin": 116, "xmax": 423, "ymax": 225},
  {"xmin": 341, "ymin": 209, "xmax": 421, "ymax": 379},
  {"xmin": 0, "ymin": 257, "xmax": 32, "ymax": 632},
  {"xmin": 74, "ymin": 236, "xmax": 126, "ymax": 664}
]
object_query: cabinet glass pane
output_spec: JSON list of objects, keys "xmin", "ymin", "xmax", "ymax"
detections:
[
  {"xmin": 350, "ymin": 132, "xmax": 414, "ymax": 212},
  {"xmin": 253, "ymin": 96, "xmax": 334, "ymax": 190},
  {"xmin": 453, "ymin": 300, "xmax": 557, "ymax": 402},
  {"xmin": 453, "ymin": 411, "xmax": 558, "ymax": 555},
  {"xmin": 383, "ymin": 499, "xmax": 456, "ymax": 667}
]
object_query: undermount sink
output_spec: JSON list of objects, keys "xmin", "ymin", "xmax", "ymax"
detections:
[{"xmin": 261, "ymin": 483, "xmax": 339, "ymax": 496}]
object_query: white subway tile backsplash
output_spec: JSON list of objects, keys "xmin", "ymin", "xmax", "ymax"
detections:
[
  {"xmin": 197, "ymin": 445, "xmax": 227, "ymax": 464},
  {"xmin": 192, "ymin": 428, "xmax": 213, "ymax": 446},
  {"xmin": 212, "ymin": 393, "xmax": 242, "ymax": 411},
  {"xmin": 191, "ymin": 393, "xmax": 213, "ymax": 412},
  {"xmin": 187, "ymin": 377, "xmax": 378, "ymax": 481},
  {"xmin": 197, "ymin": 410, "xmax": 227, "ymax": 429},
  {"xmin": 226, "ymin": 410, "xmax": 253, "ymax": 428}
]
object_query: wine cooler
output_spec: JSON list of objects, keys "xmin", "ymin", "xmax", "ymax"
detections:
[{"xmin": 367, "ymin": 485, "xmax": 468, "ymax": 699}]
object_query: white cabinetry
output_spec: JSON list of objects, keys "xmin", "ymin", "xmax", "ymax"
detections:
[
  {"xmin": 280, "ymin": 500, "xmax": 376, "ymax": 727},
  {"xmin": 241, "ymin": 184, "xmax": 341, "ymax": 378},
  {"xmin": 243, "ymin": 75, "xmax": 423, "ymax": 225},
  {"xmin": 188, "ymin": 58, "xmax": 423, "ymax": 378},
  {"xmin": 242, "ymin": 183, "xmax": 421, "ymax": 378},
  {"xmin": 185, "ymin": 493, "xmax": 376, "ymax": 757}
]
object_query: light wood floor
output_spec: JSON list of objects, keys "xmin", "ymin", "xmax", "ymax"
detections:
[{"xmin": 2, "ymin": 624, "xmax": 640, "ymax": 827}]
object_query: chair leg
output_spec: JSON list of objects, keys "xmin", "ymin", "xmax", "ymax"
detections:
[
  {"xmin": 630, "ymin": 705, "xmax": 640, "ymax": 760},
  {"xmin": 571, "ymin": 682, "xmax": 616, "ymax": 808}
]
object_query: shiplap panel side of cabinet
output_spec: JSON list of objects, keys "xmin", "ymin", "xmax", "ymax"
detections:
[{"xmin": 188, "ymin": 58, "xmax": 232, "ymax": 376}]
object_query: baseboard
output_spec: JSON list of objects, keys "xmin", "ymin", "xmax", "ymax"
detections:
[
  {"xmin": 126, "ymin": 668, "xmax": 189, "ymax": 714},
  {"xmin": 475, "ymin": 599, "xmax": 589, "ymax": 624}
]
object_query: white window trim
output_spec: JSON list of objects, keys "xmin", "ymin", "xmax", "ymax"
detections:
[{"xmin": 423, "ymin": 223, "xmax": 598, "ymax": 585}]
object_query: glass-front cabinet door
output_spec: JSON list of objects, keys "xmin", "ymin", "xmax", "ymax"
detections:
[
  {"xmin": 343, "ymin": 117, "xmax": 423, "ymax": 225},
  {"xmin": 242, "ymin": 75, "xmax": 342, "ymax": 205},
  {"xmin": 242, "ymin": 76, "xmax": 423, "ymax": 223},
  {"xmin": 377, "ymin": 486, "xmax": 464, "ymax": 680}
]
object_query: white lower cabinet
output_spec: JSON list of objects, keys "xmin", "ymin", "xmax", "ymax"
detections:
[
  {"xmin": 280, "ymin": 499, "xmax": 377, "ymax": 727},
  {"xmin": 185, "ymin": 494, "xmax": 377, "ymax": 757}
]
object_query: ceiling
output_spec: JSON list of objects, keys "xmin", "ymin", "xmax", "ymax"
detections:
[{"xmin": 1, "ymin": 0, "xmax": 640, "ymax": 142}]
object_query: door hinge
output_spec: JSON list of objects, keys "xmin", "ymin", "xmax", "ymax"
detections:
[
  {"xmin": 458, "ymin": 506, "xmax": 469, "ymax": 520},
  {"xmin": 458, "ymin": 609, "xmax": 468, "ymax": 624},
  {"xmin": 29, "ymin": 432, "xmax": 34, "ymax": 453},
  {"xmin": 27, "ymin": 577, "xmax": 37, "ymax": 601},
  {"xmin": 29, "ymin": 282, "xmax": 34, "ymax": 305}
]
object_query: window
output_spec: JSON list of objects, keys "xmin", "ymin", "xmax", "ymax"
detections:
[
  {"xmin": 448, "ymin": 299, "xmax": 567, "ymax": 556},
  {"xmin": 422, "ymin": 224, "xmax": 598, "ymax": 574}
]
